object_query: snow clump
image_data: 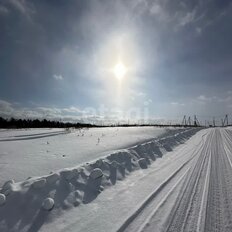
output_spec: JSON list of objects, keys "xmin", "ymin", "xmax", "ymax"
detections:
[
  {"xmin": 0, "ymin": 194, "xmax": 6, "ymax": 206},
  {"xmin": 89, "ymin": 168, "xmax": 103, "ymax": 179},
  {"xmin": 1, "ymin": 180, "xmax": 14, "ymax": 195},
  {"xmin": 138, "ymin": 158, "xmax": 148, "ymax": 169},
  {"xmin": 42, "ymin": 197, "xmax": 54, "ymax": 211}
]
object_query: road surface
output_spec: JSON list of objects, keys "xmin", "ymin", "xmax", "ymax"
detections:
[{"xmin": 118, "ymin": 128, "xmax": 232, "ymax": 232}]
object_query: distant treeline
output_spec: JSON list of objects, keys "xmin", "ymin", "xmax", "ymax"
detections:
[
  {"xmin": 0, "ymin": 116, "xmax": 202, "ymax": 129},
  {"xmin": 0, "ymin": 117, "xmax": 96, "ymax": 129},
  {"xmin": 115, "ymin": 124, "xmax": 201, "ymax": 128}
]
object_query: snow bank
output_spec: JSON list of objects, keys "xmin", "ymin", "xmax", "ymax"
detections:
[{"xmin": 0, "ymin": 128, "xmax": 200, "ymax": 231}]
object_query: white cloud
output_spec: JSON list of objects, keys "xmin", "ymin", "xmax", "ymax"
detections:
[
  {"xmin": 196, "ymin": 27, "xmax": 202, "ymax": 34},
  {"xmin": 8, "ymin": 0, "xmax": 30, "ymax": 14},
  {"xmin": 197, "ymin": 95, "xmax": 208, "ymax": 101},
  {"xmin": 130, "ymin": 0, "xmax": 148, "ymax": 16},
  {"xmin": 62, "ymin": 106, "xmax": 83, "ymax": 114},
  {"xmin": 129, "ymin": 90, "xmax": 146, "ymax": 99},
  {"xmin": 144, "ymin": 99, "xmax": 152, "ymax": 106},
  {"xmin": 138, "ymin": 92, "xmax": 146, "ymax": 97},
  {"xmin": 0, "ymin": 99, "xmax": 156, "ymax": 124},
  {"xmin": 197, "ymin": 94, "xmax": 232, "ymax": 104},
  {"xmin": 0, "ymin": 100, "xmax": 14, "ymax": 115},
  {"xmin": 53, "ymin": 74, "xmax": 63, "ymax": 80},
  {"xmin": 197, "ymin": 95, "xmax": 218, "ymax": 102},
  {"xmin": 150, "ymin": 3, "xmax": 162, "ymax": 16},
  {"xmin": 2, "ymin": 0, "xmax": 35, "ymax": 21},
  {"xmin": 179, "ymin": 10, "xmax": 196, "ymax": 26},
  {"xmin": 171, "ymin": 102, "xmax": 185, "ymax": 106},
  {"xmin": 0, "ymin": 99, "xmax": 87, "ymax": 121}
]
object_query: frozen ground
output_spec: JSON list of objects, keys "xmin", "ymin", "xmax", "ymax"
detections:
[
  {"xmin": 0, "ymin": 127, "xmax": 185, "ymax": 184},
  {"xmin": 2, "ymin": 127, "xmax": 232, "ymax": 232}
]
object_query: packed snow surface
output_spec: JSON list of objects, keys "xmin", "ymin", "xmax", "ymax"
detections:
[
  {"xmin": 6, "ymin": 127, "xmax": 232, "ymax": 232},
  {"xmin": 0, "ymin": 127, "xmax": 201, "ymax": 232},
  {"xmin": 0, "ymin": 127, "xmax": 185, "ymax": 184}
]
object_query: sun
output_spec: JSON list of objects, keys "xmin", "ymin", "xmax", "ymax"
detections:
[{"xmin": 113, "ymin": 63, "xmax": 127, "ymax": 80}]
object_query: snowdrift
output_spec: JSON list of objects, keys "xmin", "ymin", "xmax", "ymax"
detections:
[{"xmin": 0, "ymin": 128, "xmax": 200, "ymax": 231}]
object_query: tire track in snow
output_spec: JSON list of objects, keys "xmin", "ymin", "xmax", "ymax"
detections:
[
  {"xmin": 137, "ymin": 167, "xmax": 190, "ymax": 232},
  {"xmin": 196, "ymin": 147, "xmax": 211, "ymax": 232},
  {"xmin": 116, "ymin": 158, "xmax": 192, "ymax": 232},
  {"xmin": 116, "ymin": 130, "xmax": 210, "ymax": 232},
  {"xmin": 0, "ymin": 131, "xmax": 68, "ymax": 141},
  {"xmin": 164, "ymin": 129, "xmax": 214, "ymax": 232},
  {"xmin": 147, "ymin": 128, "xmax": 232, "ymax": 232},
  {"xmin": 204, "ymin": 129, "xmax": 232, "ymax": 232}
]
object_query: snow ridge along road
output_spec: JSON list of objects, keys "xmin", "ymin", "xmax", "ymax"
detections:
[{"xmin": 120, "ymin": 128, "xmax": 232, "ymax": 232}]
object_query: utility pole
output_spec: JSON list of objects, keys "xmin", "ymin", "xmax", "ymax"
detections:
[
  {"xmin": 223, "ymin": 114, "xmax": 228, "ymax": 127},
  {"xmin": 213, "ymin": 117, "xmax": 216, "ymax": 127},
  {"xmin": 182, "ymin": 115, "xmax": 187, "ymax": 126},
  {"xmin": 194, "ymin": 115, "xmax": 197, "ymax": 126},
  {"xmin": 187, "ymin": 116, "xmax": 191, "ymax": 126},
  {"xmin": 221, "ymin": 119, "xmax": 224, "ymax": 127},
  {"xmin": 194, "ymin": 115, "xmax": 200, "ymax": 127}
]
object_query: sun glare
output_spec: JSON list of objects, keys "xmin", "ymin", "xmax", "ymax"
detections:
[{"xmin": 113, "ymin": 63, "xmax": 127, "ymax": 80}]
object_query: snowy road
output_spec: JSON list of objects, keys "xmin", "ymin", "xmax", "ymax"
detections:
[{"xmin": 117, "ymin": 128, "xmax": 232, "ymax": 232}]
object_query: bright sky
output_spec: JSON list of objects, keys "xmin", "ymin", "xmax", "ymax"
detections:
[{"xmin": 0, "ymin": 0, "xmax": 232, "ymax": 124}]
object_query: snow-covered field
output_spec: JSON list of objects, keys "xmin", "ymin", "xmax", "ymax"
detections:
[
  {"xmin": 2, "ymin": 127, "xmax": 232, "ymax": 232},
  {"xmin": 0, "ymin": 127, "xmax": 185, "ymax": 184}
]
